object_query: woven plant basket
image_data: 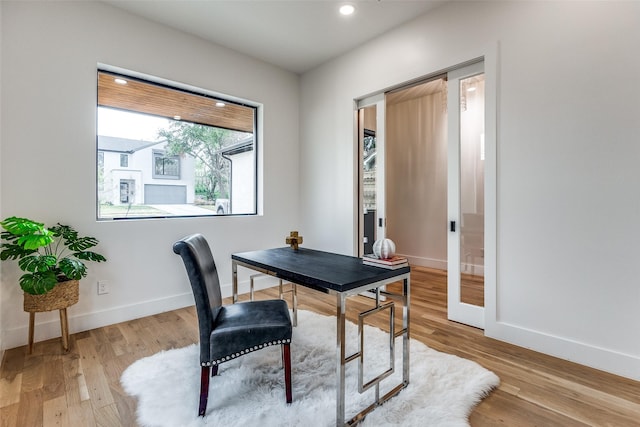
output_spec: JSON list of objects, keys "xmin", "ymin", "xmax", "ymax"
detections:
[{"xmin": 23, "ymin": 280, "xmax": 79, "ymax": 313}]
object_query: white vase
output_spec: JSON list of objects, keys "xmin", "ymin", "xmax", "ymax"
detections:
[{"xmin": 372, "ymin": 238, "xmax": 396, "ymax": 259}]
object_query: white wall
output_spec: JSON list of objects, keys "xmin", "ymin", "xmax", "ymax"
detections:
[
  {"xmin": 300, "ymin": 1, "xmax": 640, "ymax": 380},
  {"xmin": 0, "ymin": 2, "xmax": 300, "ymax": 349}
]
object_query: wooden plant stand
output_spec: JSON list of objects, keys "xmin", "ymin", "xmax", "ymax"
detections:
[{"xmin": 23, "ymin": 280, "xmax": 79, "ymax": 354}]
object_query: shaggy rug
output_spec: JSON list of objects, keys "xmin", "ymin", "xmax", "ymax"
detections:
[{"xmin": 121, "ymin": 310, "xmax": 499, "ymax": 427}]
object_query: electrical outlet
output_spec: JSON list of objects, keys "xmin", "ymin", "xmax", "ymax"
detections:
[{"xmin": 97, "ymin": 280, "xmax": 109, "ymax": 295}]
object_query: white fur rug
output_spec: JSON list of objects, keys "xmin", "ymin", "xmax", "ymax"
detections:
[{"xmin": 121, "ymin": 310, "xmax": 498, "ymax": 427}]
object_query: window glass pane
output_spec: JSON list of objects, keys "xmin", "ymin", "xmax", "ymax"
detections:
[
  {"xmin": 459, "ymin": 73, "xmax": 485, "ymax": 306},
  {"xmin": 163, "ymin": 157, "xmax": 179, "ymax": 176},
  {"xmin": 98, "ymin": 152, "xmax": 104, "ymax": 192},
  {"xmin": 154, "ymin": 155, "xmax": 164, "ymax": 175},
  {"xmin": 96, "ymin": 70, "xmax": 257, "ymax": 219}
]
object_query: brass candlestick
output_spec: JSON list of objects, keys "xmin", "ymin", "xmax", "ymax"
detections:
[{"xmin": 286, "ymin": 231, "xmax": 303, "ymax": 250}]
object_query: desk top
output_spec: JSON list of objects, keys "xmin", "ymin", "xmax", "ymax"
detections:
[{"xmin": 232, "ymin": 247, "xmax": 410, "ymax": 294}]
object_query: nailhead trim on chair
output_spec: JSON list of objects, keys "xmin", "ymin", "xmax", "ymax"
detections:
[{"xmin": 202, "ymin": 338, "xmax": 292, "ymax": 367}]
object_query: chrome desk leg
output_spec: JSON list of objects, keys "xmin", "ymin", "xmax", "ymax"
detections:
[
  {"xmin": 232, "ymin": 261, "xmax": 238, "ymax": 304},
  {"xmin": 292, "ymin": 283, "xmax": 298, "ymax": 327},
  {"xmin": 336, "ymin": 293, "xmax": 347, "ymax": 427},
  {"xmin": 249, "ymin": 273, "xmax": 265, "ymax": 301},
  {"xmin": 248, "ymin": 275, "xmax": 298, "ymax": 327},
  {"xmin": 403, "ymin": 276, "xmax": 411, "ymax": 385},
  {"xmin": 278, "ymin": 280, "xmax": 298, "ymax": 327}
]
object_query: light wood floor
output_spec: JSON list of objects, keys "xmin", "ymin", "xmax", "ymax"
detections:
[{"xmin": 1, "ymin": 266, "xmax": 639, "ymax": 426}]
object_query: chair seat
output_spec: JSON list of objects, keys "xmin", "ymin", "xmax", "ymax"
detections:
[{"xmin": 207, "ymin": 299, "xmax": 292, "ymax": 366}]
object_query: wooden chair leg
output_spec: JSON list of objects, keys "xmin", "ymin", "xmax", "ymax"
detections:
[
  {"xmin": 28, "ymin": 312, "xmax": 35, "ymax": 354},
  {"xmin": 59, "ymin": 308, "xmax": 69, "ymax": 352},
  {"xmin": 283, "ymin": 343, "xmax": 292, "ymax": 403},
  {"xmin": 199, "ymin": 366, "xmax": 210, "ymax": 416}
]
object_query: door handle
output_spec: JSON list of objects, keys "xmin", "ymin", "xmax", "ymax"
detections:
[{"xmin": 450, "ymin": 221, "xmax": 456, "ymax": 232}]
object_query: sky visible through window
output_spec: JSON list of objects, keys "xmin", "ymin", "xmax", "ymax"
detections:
[{"xmin": 98, "ymin": 107, "xmax": 170, "ymax": 140}]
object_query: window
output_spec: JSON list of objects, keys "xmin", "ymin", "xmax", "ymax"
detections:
[
  {"xmin": 153, "ymin": 150, "xmax": 179, "ymax": 179},
  {"xmin": 96, "ymin": 69, "xmax": 258, "ymax": 220}
]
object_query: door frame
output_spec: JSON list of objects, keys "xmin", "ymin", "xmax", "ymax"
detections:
[{"xmin": 356, "ymin": 94, "xmax": 386, "ymax": 257}]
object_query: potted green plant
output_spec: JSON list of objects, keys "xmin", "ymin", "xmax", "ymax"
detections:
[
  {"xmin": 0, "ymin": 216, "xmax": 107, "ymax": 295},
  {"xmin": 1, "ymin": 216, "xmax": 107, "ymax": 352}
]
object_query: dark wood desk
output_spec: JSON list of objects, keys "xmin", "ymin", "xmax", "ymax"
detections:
[{"xmin": 231, "ymin": 247, "xmax": 410, "ymax": 427}]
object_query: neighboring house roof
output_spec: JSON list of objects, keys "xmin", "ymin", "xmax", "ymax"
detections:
[
  {"xmin": 98, "ymin": 135, "xmax": 164, "ymax": 153},
  {"xmin": 219, "ymin": 135, "xmax": 254, "ymax": 157}
]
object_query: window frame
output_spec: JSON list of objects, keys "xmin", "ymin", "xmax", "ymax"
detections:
[{"xmin": 96, "ymin": 65, "xmax": 260, "ymax": 220}]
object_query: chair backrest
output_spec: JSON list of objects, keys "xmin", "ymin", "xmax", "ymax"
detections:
[{"xmin": 173, "ymin": 234, "xmax": 223, "ymax": 349}]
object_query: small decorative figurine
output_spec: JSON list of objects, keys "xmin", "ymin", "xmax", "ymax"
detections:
[
  {"xmin": 373, "ymin": 238, "xmax": 396, "ymax": 259},
  {"xmin": 286, "ymin": 231, "xmax": 303, "ymax": 250}
]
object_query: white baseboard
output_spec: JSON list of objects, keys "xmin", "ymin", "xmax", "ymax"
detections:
[
  {"xmin": 402, "ymin": 255, "xmax": 638, "ymax": 380},
  {"xmin": 3, "ymin": 292, "xmax": 195, "ymax": 350},
  {"xmin": 461, "ymin": 262, "xmax": 485, "ymax": 276},
  {"xmin": 401, "ymin": 254, "xmax": 447, "ymax": 270},
  {"xmin": 220, "ymin": 275, "xmax": 281, "ymax": 298},
  {"xmin": 3, "ymin": 277, "xmax": 277, "ymax": 350},
  {"xmin": 486, "ymin": 320, "xmax": 640, "ymax": 382},
  {"xmin": 402, "ymin": 254, "xmax": 485, "ymax": 276}
]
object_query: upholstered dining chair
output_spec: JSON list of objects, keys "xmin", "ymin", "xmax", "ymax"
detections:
[{"xmin": 172, "ymin": 234, "xmax": 293, "ymax": 416}]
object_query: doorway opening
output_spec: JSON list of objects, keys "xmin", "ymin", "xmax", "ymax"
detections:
[{"xmin": 356, "ymin": 62, "xmax": 487, "ymax": 328}]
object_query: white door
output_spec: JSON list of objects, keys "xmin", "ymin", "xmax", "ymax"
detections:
[
  {"xmin": 357, "ymin": 95, "xmax": 386, "ymax": 256},
  {"xmin": 447, "ymin": 61, "xmax": 486, "ymax": 328}
]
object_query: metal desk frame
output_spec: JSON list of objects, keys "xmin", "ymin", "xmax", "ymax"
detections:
[{"xmin": 232, "ymin": 249, "xmax": 410, "ymax": 427}]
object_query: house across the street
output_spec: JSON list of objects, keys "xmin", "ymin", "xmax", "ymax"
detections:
[{"xmin": 97, "ymin": 135, "xmax": 196, "ymax": 206}]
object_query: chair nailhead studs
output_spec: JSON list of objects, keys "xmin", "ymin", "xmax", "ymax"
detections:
[{"xmin": 213, "ymin": 340, "xmax": 292, "ymax": 365}]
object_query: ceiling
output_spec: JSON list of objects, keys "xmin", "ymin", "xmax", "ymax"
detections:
[{"xmin": 103, "ymin": 0, "xmax": 447, "ymax": 74}]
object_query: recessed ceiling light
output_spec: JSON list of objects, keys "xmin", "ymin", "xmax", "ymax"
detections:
[
  {"xmin": 173, "ymin": 115, "xmax": 181, "ymax": 120},
  {"xmin": 114, "ymin": 78, "xmax": 127, "ymax": 85},
  {"xmin": 339, "ymin": 4, "xmax": 355, "ymax": 16},
  {"xmin": 216, "ymin": 102, "xmax": 226, "ymax": 107}
]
